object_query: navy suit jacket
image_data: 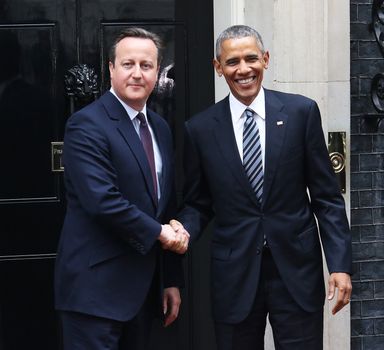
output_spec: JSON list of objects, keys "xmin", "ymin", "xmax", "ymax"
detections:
[
  {"xmin": 55, "ymin": 91, "xmax": 182, "ymax": 322},
  {"xmin": 179, "ymin": 89, "xmax": 352, "ymax": 324}
]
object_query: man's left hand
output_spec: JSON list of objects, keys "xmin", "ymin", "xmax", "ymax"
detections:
[
  {"xmin": 163, "ymin": 287, "xmax": 181, "ymax": 327},
  {"xmin": 327, "ymin": 272, "xmax": 352, "ymax": 315}
]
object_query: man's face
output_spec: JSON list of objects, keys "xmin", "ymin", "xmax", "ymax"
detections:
[
  {"xmin": 214, "ymin": 36, "xmax": 269, "ymax": 106},
  {"xmin": 109, "ymin": 37, "xmax": 159, "ymax": 111}
]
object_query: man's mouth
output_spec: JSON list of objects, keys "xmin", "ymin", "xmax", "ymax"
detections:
[{"xmin": 236, "ymin": 77, "xmax": 255, "ymax": 84}]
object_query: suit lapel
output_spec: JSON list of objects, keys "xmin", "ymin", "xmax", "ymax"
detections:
[
  {"xmin": 147, "ymin": 110, "xmax": 169, "ymax": 217},
  {"xmin": 212, "ymin": 98, "xmax": 261, "ymax": 207},
  {"xmin": 262, "ymin": 90, "xmax": 288, "ymax": 204},
  {"xmin": 101, "ymin": 92, "xmax": 158, "ymax": 208}
]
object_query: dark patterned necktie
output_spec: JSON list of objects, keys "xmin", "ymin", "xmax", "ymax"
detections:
[
  {"xmin": 136, "ymin": 112, "xmax": 158, "ymax": 200},
  {"xmin": 243, "ymin": 108, "xmax": 263, "ymax": 201}
]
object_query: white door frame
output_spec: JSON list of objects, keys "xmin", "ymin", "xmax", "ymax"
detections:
[{"xmin": 213, "ymin": 1, "xmax": 351, "ymax": 349}]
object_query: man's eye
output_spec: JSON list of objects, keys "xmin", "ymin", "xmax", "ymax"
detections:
[
  {"xmin": 247, "ymin": 56, "xmax": 259, "ymax": 62},
  {"xmin": 141, "ymin": 63, "xmax": 152, "ymax": 70},
  {"xmin": 226, "ymin": 61, "xmax": 238, "ymax": 66}
]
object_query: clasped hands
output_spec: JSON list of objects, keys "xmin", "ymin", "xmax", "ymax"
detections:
[{"xmin": 158, "ymin": 219, "xmax": 190, "ymax": 254}]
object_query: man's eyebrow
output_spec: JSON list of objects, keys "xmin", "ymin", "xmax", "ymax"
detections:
[
  {"xmin": 224, "ymin": 57, "xmax": 239, "ymax": 63},
  {"xmin": 245, "ymin": 54, "xmax": 260, "ymax": 59},
  {"xmin": 224, "ymin": 54, "xmax": 260, "ymax": 63}
]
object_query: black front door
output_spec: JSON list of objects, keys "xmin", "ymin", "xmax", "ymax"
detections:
[{"xmin": 0, "ymin": 1, "xmax": 214, "ymax": 349}]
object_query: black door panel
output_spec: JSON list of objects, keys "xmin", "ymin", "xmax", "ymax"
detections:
[{"xmin": 0, "ymin": 0, "xmax": 214, "ymax": 348}]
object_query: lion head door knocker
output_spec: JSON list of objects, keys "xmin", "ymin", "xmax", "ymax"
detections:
[
  {"xmin": 149, "ymin": 63, "xmax": 176, "ymax": 125},
  {"xmin": 64, "ymin": 64, "xmax": 99, "ymax": 114}
]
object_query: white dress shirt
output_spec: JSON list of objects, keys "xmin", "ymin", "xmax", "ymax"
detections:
[
  {"xmin": 229, "ymin": 87, "xmax": 266, "ymax": 167},
  {"xmin": 110, "ymin": 88, "xmax": 163, "ymax": 199}
]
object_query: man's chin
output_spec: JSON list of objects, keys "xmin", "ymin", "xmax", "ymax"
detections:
[{"xmin": 235, "ymin": 93, "xmax": 258, "ymax": 105}]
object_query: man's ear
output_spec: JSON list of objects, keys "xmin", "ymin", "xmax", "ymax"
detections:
[
  {"xmin": 109, "ymin": 61, "xmax": 114, "ymax": 77},
  {"xmin": 263, "ymin": 51, "xmax": 270, "ymax": 69},
  {"xmin": 213, "ymin": 58, "xmax": 223, "ymax": 77}
]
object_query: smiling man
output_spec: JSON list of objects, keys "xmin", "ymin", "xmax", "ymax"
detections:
[
  {"xmin": 55, "ymin": 28, "xmax": 188, "ymax": 350},
  {"xmin": 175, "ymin": 25, "xmax": 352, "ymax": 350}
]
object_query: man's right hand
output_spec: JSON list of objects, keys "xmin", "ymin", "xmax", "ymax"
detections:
[{"xmin": 158, "ymin": 224, "xmax": 189, "ymax": 254}]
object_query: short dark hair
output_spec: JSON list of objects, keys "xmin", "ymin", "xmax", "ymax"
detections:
[
  {"xmin": 216, "ymin": 25, "xmax": 265, "ymax": 59},
  {"xmin": 108, "ymin": 27, "xmax": 163, "ymax": 65}
]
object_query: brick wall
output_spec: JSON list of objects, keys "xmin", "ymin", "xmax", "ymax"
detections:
[{"xmin": 350, "ymin": 0, "xmax": 384, "ymax": 349}]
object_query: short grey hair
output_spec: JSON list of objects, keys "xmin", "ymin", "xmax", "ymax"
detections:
[{"xmin": 215, "ymin": 25, "xmax": 265, "ymax": 59}]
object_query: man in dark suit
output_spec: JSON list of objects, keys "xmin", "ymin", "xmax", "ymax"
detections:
[
  {"xmin": 175, "ymin": 25, "xmax": 352, "ymax": 349},
  {"xmin": 55, "ymin": 27, "xmax": 189, "ymax": 350}
]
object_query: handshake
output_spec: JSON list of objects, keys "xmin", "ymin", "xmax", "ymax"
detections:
[{"xmin": 158, "ymin": 219, "xmax": 190, "ymax": 254}]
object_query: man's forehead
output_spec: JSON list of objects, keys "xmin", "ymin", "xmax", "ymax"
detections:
[{"xmin": 221, "ymin": 37, "xmax": 262, "ymax": 51}]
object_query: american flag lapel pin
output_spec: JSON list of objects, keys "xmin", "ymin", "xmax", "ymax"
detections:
[{"xmin": 277, "ymin": 121, "xmax": 284, "ymax": 126}]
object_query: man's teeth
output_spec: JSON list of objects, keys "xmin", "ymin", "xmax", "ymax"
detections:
[{"xmin": 238, "ymin": 77, "xmax": 254, "ymax": 84}]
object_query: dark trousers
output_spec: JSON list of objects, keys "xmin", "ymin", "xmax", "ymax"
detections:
[
  {"xmin": 215, "ymin": 248, "xmax": 323, "ymax": 350},
  {"xmin": 59, "ymin": 290, "xmax": 156, "ymax": 350}
]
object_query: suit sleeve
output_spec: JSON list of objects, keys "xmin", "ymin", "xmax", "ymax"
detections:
[
  {"xmin": 162, "ymin": 170, "xmax": 185, "ymax": 288},
  {"xmin": 304, "ymin": 101, "xmax": 352, "ymax": 274},
  {"xmin": 177, "ymin": 123, "xmax": 214, "ymax": 242},
  {"xmin": 63, "ymin": 111, "xmax": 161, "ymax": 255},
  {"xmin": 163, "ymin": 251, "xmax": 185, "ymax": 288}
]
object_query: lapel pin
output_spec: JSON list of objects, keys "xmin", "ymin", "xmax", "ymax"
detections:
[{"xmin": 277, "ymin": 121, "xmax": 284, "ymax": 126}]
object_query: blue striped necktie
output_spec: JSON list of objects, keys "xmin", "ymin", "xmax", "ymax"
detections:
[{"xmin": 243, "ymin": 108, "xmax": 263, "ymax": 202}]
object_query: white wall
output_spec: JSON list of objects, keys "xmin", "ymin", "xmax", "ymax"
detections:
[{"xmin": 213, "ymin": 0, "xmax": 351, "ymax": 349}]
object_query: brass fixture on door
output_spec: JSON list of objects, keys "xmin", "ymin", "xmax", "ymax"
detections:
[{"xmin": 328, "ymin": 132, "xmax": 346, "ymax": 193}]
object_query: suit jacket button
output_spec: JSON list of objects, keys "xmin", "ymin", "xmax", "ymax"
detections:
[{"xmin": 256, "ymin": 248, "xmax": 261, "ymax": 255}]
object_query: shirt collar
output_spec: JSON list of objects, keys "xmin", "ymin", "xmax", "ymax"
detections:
[
  {"xmin": 229, "ymin": 87, "xmax": 266, "ymax": 121},
  {"xmin": 110, "ymin": 87, "xmax": 147, "ymax": 121}
]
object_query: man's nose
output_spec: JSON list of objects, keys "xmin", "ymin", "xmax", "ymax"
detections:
[
  {"xmin": 238, "ymin": 60, "xmax": 251, "ymax": 74},
  {"xmin": 132, "ymin": 64, "xmax": 142, "ymax": 78}
]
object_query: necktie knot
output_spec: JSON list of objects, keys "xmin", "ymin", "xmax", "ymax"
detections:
[
  {"xmin": 245, "ymin": 108, "xmax": 255, "ymax": 120},
  {"xmin": 137, "ymin": 112, "xmax": 147, "ymax": 126}
]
